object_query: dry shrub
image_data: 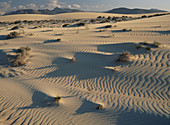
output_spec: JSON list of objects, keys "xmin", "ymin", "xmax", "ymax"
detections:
[
  {"xmin": 54, "ymin": 96, "xmax": 61, "ymax": 101},
  {"xmin": 136, "ymin": 44, "xmax": 142, "ymax": 49},
  {"xmin": 122, "ymin": 29, "xmax": 132, "ymax": 31},
  {"xmin": 6, "ymin": 32, "xmax": 21, "ymax": 39},
  {"xmin": 146, "ymin": 46, "xmax": 151, "ymax": 50},
  {"xmin": 13, "ymin": 47, "xmax": 31, "ymax": 66},
  {"xmin": 96, "ymin": 105, "xmax": 103, "ymax": 110},
  {"xmin": 0, "ymin": 67, "xmax": 8, "ymax": 78},
  {"xmin": 105, "ymin": 25, "xmax": 112, "ymax": 28},
  {"xmin": 70, "ymin": 57, "xmax": 76, "ymax": 62},
  {"xmin": 153, "ymin": 41, "xmax": 161, "ymax": 47},
  {"xmin": 62, "ymin": 24, "xmax": 70, "ymax": 27},
  {"xmin": 117, "ymin": 51, "xmax": 133, "ymax": 62},
  {"xmin": 11, "ymin": 25, "xmax": 24, "ymax": 30}
]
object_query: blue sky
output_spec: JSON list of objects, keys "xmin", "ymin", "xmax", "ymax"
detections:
[{"xmin": 0, "ymin": 0, "xmax": 169, "ymax": 15}]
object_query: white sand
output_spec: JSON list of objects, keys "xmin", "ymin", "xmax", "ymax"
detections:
[{"xmin": 0, "ymin": 12, "xmax": 170, "ymax": 125}]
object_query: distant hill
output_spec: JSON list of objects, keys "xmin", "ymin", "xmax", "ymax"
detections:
[
  {"xmin": 4, "ymin": 7, "xmax": 167, "ymax": 16},
  {"xmin": 4, "ymin": 7, "xmax": 83, "ymax": 15},
  {"xmin": 106, "ymin": 8, "xmax": 167, "ymax": 14}
]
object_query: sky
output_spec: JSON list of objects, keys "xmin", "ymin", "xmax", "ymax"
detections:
[{"xmin": 0, "ymin": 0, "xmax": 170, "ymax": 15}]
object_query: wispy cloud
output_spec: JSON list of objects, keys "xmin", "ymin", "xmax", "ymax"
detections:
[
  {"xmin": 72, "ymin": 4, "xmax": 81, "ymax": 8},
  {"xmin": 0, "ymin": 2, "xmax": 11, "ymax": 15},
  {"xmin": 46, "ymin": 0, "xmax": 61, "ymax": 10}
]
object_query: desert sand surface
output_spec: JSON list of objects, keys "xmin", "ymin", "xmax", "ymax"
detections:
[
  {"xmin": 0, "ymin": 12, "xmax": 170, "ymax": 125},
  {"xmin": 0, "ymin": 12, "xmax": 169, "ymax": 21}
]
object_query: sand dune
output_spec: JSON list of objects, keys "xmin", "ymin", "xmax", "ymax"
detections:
[
  {"xmin": 0, "ymin": 12, "xmax": 169, "ymax": 22},
  {"xmin": 0, "ymin": 13, "xmax": 170, "ymax": 125}
]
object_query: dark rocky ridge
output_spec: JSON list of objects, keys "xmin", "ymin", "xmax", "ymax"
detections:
[{"xmin": 106, "ymin": 7, "xmax": 167, "ymax": 14}]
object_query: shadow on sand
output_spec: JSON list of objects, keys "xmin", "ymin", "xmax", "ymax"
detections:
[
  {"xmin": 37, "ymin": 43, "xmax": 147, "ymax": 80},
  {"xmin": 18, "ymin": 91, "xmax": 74, "ymax": 109},
  {"xmin": 43, "ymin": 39, "xmax": 61, "ymax": 44},
  {"xmin": 74, "ymin": 99, "xmax": 103, "ymax": 115},
  {"xmin": 0, "ymin": 35, "xmax": 7, "ymax": 40},
  {"xmin": 117, "ymin": 110, "xmax": 170, "ymax": 125},
  {"xmin": 18, "ymin": 91, "xmax": 56, "ymax": 109},
  {"xmin": 0, "ymin": 49, "xmax": 12, "ymax": 66},
  {"xmin": 151, "ymin": 30, "xmax": 170, "ymax": 34}
]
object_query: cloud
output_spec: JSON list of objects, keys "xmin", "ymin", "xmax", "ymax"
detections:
[
  {"xmin": 18, "ymin": 3, "xmax": 38, "ymax": 10},
  {"xmin": 72, "ymin": 4, "xmax": 80, "ymax": 8},
  {"xmin": 46, "ymin": 0, "xmax": 61, "ymax": 10},
  {"xmin": 0, "ymin": 2, "xmax": 11, "ymax": 15},
  {"xmin": 67, "ymin": 4, "xmax": 81, "ymax": 9},
  {"xmin": 18, "ymin": 5, "xmax": 26, "ymax": 9},
  {"xmin": 26, "ymin": 3, "xmax": 38, "ymax": 10},
  {"xmin": 67, "ymin": 5, "xmax": 72, "ymax": 9}
]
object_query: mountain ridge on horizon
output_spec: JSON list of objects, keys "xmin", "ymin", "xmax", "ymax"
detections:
[
  {"xmin": 3, "ymin": 7, "xmax": 167, "ymax": 16},
  {"xmin": 106, "ymin": 7, "xmax": 167, "ymax": 14}
]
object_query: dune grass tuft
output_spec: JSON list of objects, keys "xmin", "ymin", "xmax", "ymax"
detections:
[
  {"xmin": 153, "ymin": 41, "xmax": 161, "ymax": 47},
  {"xmin": 54, "ymin": 96, "xmax": 61, "ymax": 101},
  {"xmin": 136, "ymin": 44, "xmax": 142, "ymax": 49},
  {"xmin": 70, "ymin": 57, "xmax": 76, "ymax": 62},
  {"xmin": 146, "ymin": 46, "xmax": 151, "ymax": 50},
  {"xmin": 13, "ymin": 47, "xmax": 31, "ymax": 66},
  {"xmin": 96, "ymin": 105, "xmax": 103, "ymax": 110},
  {"xmin": 117, "ymin": 51, "xmax": 133, "ymax": 62},
  {"xmin": 7, "ymin": 32, "xmax": 21, "ymax": 39}
]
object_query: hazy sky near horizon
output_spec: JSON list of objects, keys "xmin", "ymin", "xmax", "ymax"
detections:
[{"xmin": 0, "ymin": 0, "xmax": 169, "ymax": 15}]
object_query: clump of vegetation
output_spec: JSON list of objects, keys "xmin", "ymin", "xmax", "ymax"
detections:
[
  {"xmin": 146, "ymin": 46, "xmax": 151, "ymax": 50},
  {"xmin": 99, "ymin": 29, "xmax": 107, "ymax": 32},
  {"xmin": 117, "ymin": 51, "xmax": 133, "ymax": 62},
  {"xmin": 11, "ymin": 25, "xmax": 24, "ymax": 30},
  {"xmin": 0, "ymin": 67, "xmax": 8, "ymax": 78},
  {"xmin": 143, "ymin": 41, "xmax": 148, "ymax": 45},
  {"xmin": 105, "ymin": 25, "xmax": 112, "ymax": 28},
  {"xmin": 136, "ymin": 44, "xmax": 142, "ymax": 49},
  {"xmin": 70, "ymin": 57, "xmax": 76, "ymax": 62},
  {"xmin": 6, "ymin": 32, "xmax": 21, "ymax": 39},
  {"xmin": 106, "ymin": 34, "xmax": 115, "ymax": 38},
  {"xmin": 153, "ymin": 41, "xmax": 161, "ymax": 47},
  {"xmin": 77, "ymin": 22, "xmax": 86, "ymax": 27},
  {"xmin": 13, "ymin": 47, "xmax": 31, "ymax": 66},
  {"xmin": 56, "ymin": 39, "xmax": 61, "ymax": 41},
  {"xmin": 54, "ymin": 96, "xmax": 61, "ymax": 101},
  {"xmin": 141, "ymin": 15, "xmax": 147, "ymax": 18},
  {"xmin": 17, "ymin": 46, "xmax": 31, "ymax": 53},
  {"xmin": 96, "ymin": 105, "xmax": 103, "ymax": 110},
  {"xmin": 62, "ymin": 24, "xmax": 70, "ymax": 27},
  {"xmin": 122, "ymin": 29, "xmax": 132, "ymax": 31}
]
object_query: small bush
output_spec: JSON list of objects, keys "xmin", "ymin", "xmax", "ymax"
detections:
[
  {"xmin": 105, "ymin": 25, "xmax": 112, "ymax": 28},
  {"xmin": 143, "ymin": 42, "xmax": 148, "ymax": 45},
  {"xmin": 146, "ymin": 46, "xmax": 151, "ymax": 50},
  {"xmin": 122, "ymin": 29, "xmax": 132, "ymax": 31},
  {"xmin": 77, "ymin": 22, "xmax": 86, "ymax": 27},
  {"xmin": 70, "ymin": 57, "xmax": 76, "ymax": 62},
  {"xmin": 153, "ymin": 41, "xmax": 161, "ymax": 47},
  {"xmin": 62, "ymin": 24, "xmax": 70, "ymax": 27},
  {"xmin": 54, "ymin": 96, "xmax": 61, "ymax": 101},
  {"xmin": 13, "ymin": 47, "xmax": 31, "ymax": 66},
  {"xmin": 141, "ymin": 15, "xmax": 147, "ymax": 18},
  {"xmin": 117, "ymin": 51, "xmax": 133, "ymax": 62},
  {"xmin": 136, "ymin": 44, "xmax": 142, "ymax": 49},
  {"xmin": 18, "ymin": 46, "xmax": 31, "ymax": 52},
  {"xmin": 96, "ymin": 105, "xmax": 103, "ymax": 110},
  {"xmin": 6, "ymin": 32, "xmax": 20, "ymax": 39},
  {"xmin": 97, "ymin": 16, "xmax": 102, "ymax": 18},
  {"xmin": 56, "ymin": 39, "xmax": 61, "ymax": 41},
  {"xmin": 11, "ymin": 25, "xmax": 24, "ymax": 30}
]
